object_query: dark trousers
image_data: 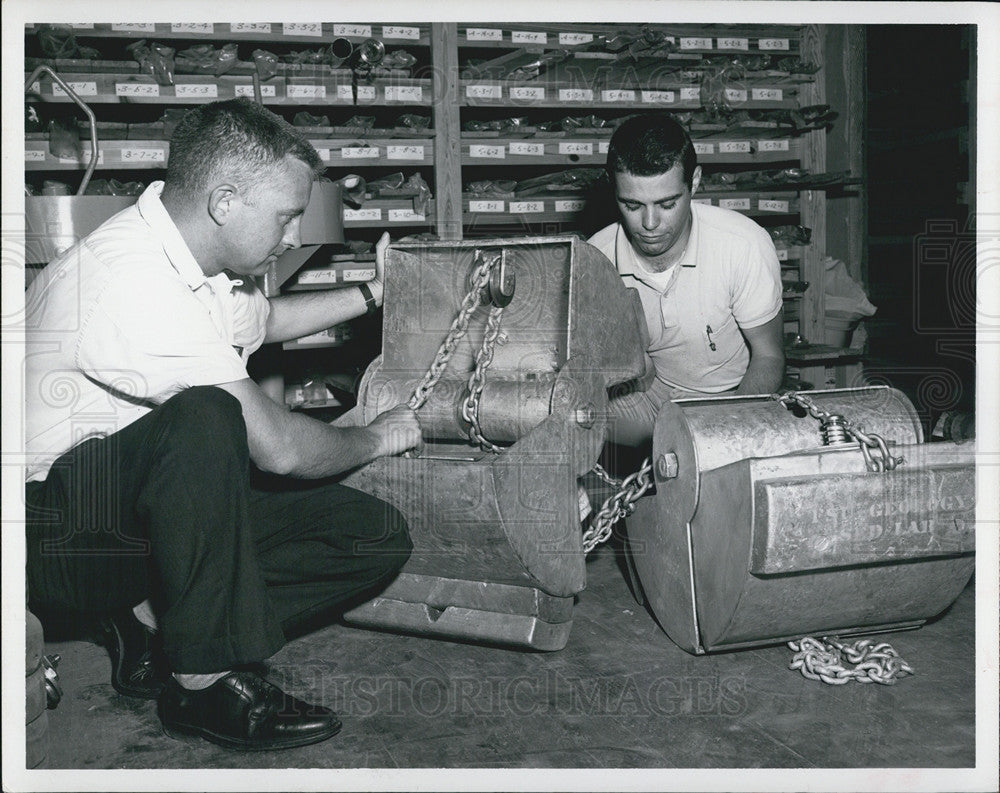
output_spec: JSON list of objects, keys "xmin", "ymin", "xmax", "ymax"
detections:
[{"xmin": 25, "ymin": 386, "xmax": 411, "ymax": 674}]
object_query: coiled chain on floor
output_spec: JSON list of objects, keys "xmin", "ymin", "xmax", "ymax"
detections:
[
  {"xmin": 772, "ymin": 391, "xmax": 905, "ymax": 473},
  {"xmin": 788, "ymin": 637, "xmax": 915, "ymax": 685},
  {"xmin": 581, "ymin": 458, "xmax": 653, "ymax": 554},
  {"xmin": 461, "ymin": 304, "xmax": 505, "ymax": 452}
]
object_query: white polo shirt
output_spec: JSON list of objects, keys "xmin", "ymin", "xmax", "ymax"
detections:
[
  {"xmin": 589, "ymin": 202, "xmax": 782, "ymax": 395},
  {"xmin": 25, "ymin": 181, "xmax": 270, "ymax": 482}
]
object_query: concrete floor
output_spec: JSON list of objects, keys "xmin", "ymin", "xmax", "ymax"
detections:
[{"xmin": 37, "ymin": 544, "xmax": 975, "ymax": 770}]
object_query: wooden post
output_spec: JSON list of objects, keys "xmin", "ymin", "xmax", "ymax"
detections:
[
  {"xmin": 799, "ymin": 24, "xmax": 827, "ymax": 347},
  {"xmin": 431, "ymin": 23, "xmax": 463, "ymax": 240}
]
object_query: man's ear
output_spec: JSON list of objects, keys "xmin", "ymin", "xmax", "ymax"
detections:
[
  {"xmin": 207, "ymin": 184, "xmax": 239, "ymax": 226},
  {"xmin": 690, "ymin": 165, "xmax": 702, "ymax": 197}
]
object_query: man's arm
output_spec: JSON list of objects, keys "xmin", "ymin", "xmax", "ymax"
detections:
[
  {"xmin": 734, "ymin": 313, "xmax": 785, "ymax": 395},
  {"xmin": 215, "ymin": 377, "xmax": 420, "ymax": 477}
]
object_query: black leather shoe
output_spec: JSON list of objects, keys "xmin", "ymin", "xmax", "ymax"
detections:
[
  {"xmin": 158, "ymin": 670, "xmax": 342, "ymax": 751},
  {"xmin": 100, "ymin": 610, "xmax": 168, "ymax": 699}
]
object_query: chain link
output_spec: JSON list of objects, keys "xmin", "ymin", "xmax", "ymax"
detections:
[
  {"xmin": 772, "ymin": 391, "xmax": 904, "ymax": 472},
  {"xmin": 461, "ymin": 305, "xmax": 505, "ymax": 452},
  {"xmin": 788, "ymin": 636, "xmax": 915, "ymax": 685},
  {"xmin": 581, "ymin": 457, "xmax": 653, "ymax": 553}
]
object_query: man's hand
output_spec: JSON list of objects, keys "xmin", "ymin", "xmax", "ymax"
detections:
[
  {"xmin": 371, "ymin": 231, "xmax": 390, "ymax": 306},
  {"xmin": 368, "ymin": 404, "xmax": 422, "ymax": 457}
]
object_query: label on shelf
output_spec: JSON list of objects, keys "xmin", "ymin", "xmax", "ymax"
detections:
[
  {"xmin": 389, "ymin": 209, "xmax": 426, "ymax": 223},
  {"xmin": 383, "ymin": 26, "xmax": 421, "ymax": 40},
  {"xmin": 314, "ymin": 148, "xmax": 331, "ymax": 161},
  {"xmin": 466, "ymin": 28, "xmax": 502, "ymax": 41},
  {"xmin": 387, "ymin": 145, "xmax": 425, "ymax": 160},
  {"xmin": 24, "ymin": 150, "xmax": 46, "ymax": 161},
  {"xmin": 58, "ymin": 151, "xmax": 105, "ymax": 165},
  {"xmin": 680, "ymin": 87, "xmax": 700, "ymax": 101},
  {"xmin": 29, "ymin": 81, "xmax": 40, "ymax": 94},
  {"xmin": 175, "ymin": 83, "xmax": 218, "ymax": 98},
  {"xmin": 52, "ymin": 81, "xmax": 98, "ymax": 97},
  {"xmin": 230, "ymin": 23, "xmax": 272, "ymax": 34},
  {"xmin": 466, "ymin": 84, "xmax": 502, "ymax": 100},
  {"xmin": 342, "ymin": 147, "xmax": 379, "ymax": 159},
  {"xmin": 509, "ymin": 141, "xmax": 545, "ymax": 156},
  {"xmin": 752, "ymin": 88, "xmax": 783, "ymax": 102},
  {"xmin": 693, "ymin": 142, "xmax": 715, "ymax": 155},
  {"xmin": 469, "ymin": 144, "xmax": 506, "ymax": 159},
  {"xmin": 776, "ymin": 248, "xmax": 789, "ymax": 261},
  {"xmin": 692, "ymin": 198, "xmax": 713, "ymax": 205},
  {"xmin": 555, "ymin": 199, "xmax": 585, "ymax": 212},
  {"xmin": 718, "ymin": 37, "xmax": 749, "ymax": 50},
  {"xmin": 344, "ymin": 268, "xmax": 377, "ymax": 281},
  {"xmin": 235, "ymin": 84, "xmax": 276, "ymax": 98},
  {"xmin": 558, "ymin": 32, "xmax": 593, "ymax": 46},
  {"xmin": 680, "ymin": 37, "xmax": 713, "ymax": 50},
  {"xmin": 115, "ymin": 83, "xmax": 160, "ymax": 97},
  {"xmin": 284, "ymin": 23, "xmax": 323, "ymax": 37},
  {"xmin": 725, "ymin": 88, "xmax": 748, "ymax": 103},
  {"xmin": 333, "ymin": 24, "xmax": 372, "ymax": 38},
  {"xmin": 336, "ymin": 84, "xmax": 376, "ymax": 101},
  {"xmin": 759, "ymin": 199, "xmax": 791, "ymax": 213},
  {"xmin": 69, "ymin": 23, "xmax": 94, "ymax": 29},
  {"xmin": 111, "ymin": 23, "xmax": 155, "ymax": 32},
  {"xmin": 758, "ymin": 38, "xmax": 790, "ymax": 50},
  {"xmin": 719, "ymin": 140, "xmax": 751, "ymax": 154},
  {"xmin": 509, "ymin": 201, "xmax": 544, "ymax": 214},
  {"xmin": 559, "ymin": 88, "xmax": 594, "ymax": 102},
  {"xmin": 385, "ymin": 86, "xmax": 423, "ymax": 102},
  {"xmin": 509, "ymin": 86, "xmax": 545, "ymax": 101},
  {"xmin": 512, "ymin": 31, "xmax": 547, "ymax": 44},
  {"xmin": 559, "ymin": 142, "xmax": 593, "ymax": 156},
  {"xmin": 469, "ymin": 200, "xmax": 505, "ymax": 213},
  {"xmin": 602, "ymin": 89, "xmax": 636, "ymax": 103},
  {"xmin": 343, "ymin": 208, "xmax": 383, "ymax": 222},
  {"xmin": 641, "ymin": 90, "xmax": 675, "ymax": 104},
  {"xmin": 287, "ymin": 84, "xmax": 326, "ymax": 99},
  {"xmin": 121, "ymin": 147, "xmax": 166, "ymax": 163},
  {"xmin": 598, "ymin": 141, "xmax": 609, "ymax": 154},
  {"xmin": 720, "ymin": 197, "xmax": 751, "ymax": 210},
  {"xmin": 758, "ymin": 138, "xmax": 790, "ymax": 152},
  {"xmin": 171, "ymin": 23, "xmax": 214, "ymax": 34}
]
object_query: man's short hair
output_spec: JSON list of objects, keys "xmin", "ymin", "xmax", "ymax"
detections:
[
  {"xmin": 606, "ymin": 113, "xmax": 698, "ymax": 188},
  {"xmin": 162, "ymin": 98, "xmax": 324, "ymax": 203}
]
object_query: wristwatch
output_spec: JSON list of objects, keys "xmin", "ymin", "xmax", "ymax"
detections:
[{"xmin": 358, "ymin": 282, "xmax": 378, "ymax": 315}]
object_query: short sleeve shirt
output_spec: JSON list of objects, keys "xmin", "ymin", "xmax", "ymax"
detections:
[
  {"xmin": 25, "ymin": 181, "xmax": 270, "ymax": 482},
  {"xmin": 588, "ymin": 202, "xmax": 782, "ymax": 395}
]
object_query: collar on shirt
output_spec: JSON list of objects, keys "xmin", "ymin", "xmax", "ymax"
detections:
[{"xmin": 615, "ymin": 206, "xmax": 700, "ymax": 293}]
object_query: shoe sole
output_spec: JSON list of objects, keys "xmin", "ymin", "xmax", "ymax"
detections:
[
  {"xmin": 162, "ymin": 719, "xmax": 343, "ymax": 752},
  {"xmin": 101, "ymin": 620, "xmax": 165, "ymax": 700}
]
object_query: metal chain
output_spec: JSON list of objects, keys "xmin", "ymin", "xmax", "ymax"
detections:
[
  {"xmin": 581, "ymin": 457, "xmax": 653, "ymax": 553},
  {"xmin": 788, "ymin": 637, "xmax": 915, "ymax": 685},
  {"xmin": 772, "ymin": 391, "xmax": 905, "ymax": 473},
  {"xmin": 461, "ymin": 305, "xmax": 505, "ymax": 452}
]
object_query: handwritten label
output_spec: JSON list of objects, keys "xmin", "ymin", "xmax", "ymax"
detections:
[
  {"xmin": 385, "ymin": 86, "xmax": 423, "ymax": 102},
  {"xmin": 759, "ymin": 38, "xmax": 790, "ymax": 51},
  {"xmin": 343, "ymin": 208, "xmax": 382, "ymax": 222},
  {"xmin": 680, "ymin": 37, "xmax": 713, "ymax": 50},
  {"xmin": 25, "ymin": 150, "xmax": 47, "ymax": 161},
  {"xmin": 693, "ymin": 142, "xmax": 715, "ymax": 155},
  {"xmin": 559, "ymin": 142, "xmax": 593, "ymax": 156},
  {"xmin": 235, "ymin": 84, "xmax": 276, "ymax": 98},
  {"xmin": 720, "ymin": 198, "xmax": 751, "ymax": 210},
  {"xmin": 558, "ymin": 32, "xmax": 593, "ymax": 46},
  {"xmin": 333, "ymin": 24, "xmax": 371, "ymax": 37},
  {"xmin": 598, "ymin": 141, "xmax": 609, "ymax": 154},
  {"xmin": 719, "ymin": 140, "xmax": 751, "ymax": 154},
  {"xmin": 284, "ymin": 23, "xmax": 323, "ymax": 37},
  {"xmin": 512, "ymin": 31, "xmax": 547, "ymax": 44},
  {"xmin": 509, "ymin": 201, "xmax": 544, "ymax": 214},
  {"xmin": 59, "ymin": 151, "xmax": 105, "ymax": 165},
  {"xmin": 342, "ymin": 147, "xmax": 379, "ymax": 159},
  {"xmin": 466, "ymin": 28, "xmax": 502, "ymax": 41},
  {"xmin": 230, "ymin": 23, "xmax": 272, "ymax": 34},
  {"xmin": 121, "ymin": 147, "xmax": 166, "ymax": 163},
  {"xmin": 466, "ymin": 84, "xmax": 502, "ymax": 100},
  {"xmin": 641, "ymin": 90, "xmax": 675, "ymax": 104},
  {"xmin": 510, "ymin": 86, "xmax": 545, "ymax": 101},
  {"xmin": 337, "ymin": 84, "xmax": 375, "ymax": 101},
  {"xmin": 509, "ymin": 141, "xmax": 545, "ymax": 156},
  {"xmin": 725, "ymin": 88, "xmax": 748, "ymax": 103},
  {"xmin": 383, "ymin": 26, "xmax": 420, "ymax": 40},
  {"xmin": 115, "ymin": 83, "xmax": 160, "ymax": 97},
  {"xmin": 287, "ymin": 84, "xmax": 326, "ymax": 99},
  {"xmin": 469, "ymin": 144, "xmax": 505, "ymax": 159},
  {"xmin": 752, "ymin": 88, "xmax": 783, "ymax": 102},
  {"xmin": 718, "ymin": 37, "xmax": 749, "ymax": 50},
  {"xmin": 680, "ymin": 87, "xmax": 700, "ymax": 102},
  {"xmin": 52, "ymin": 81, "xmax": 97, "ymax": 97},
  {"xmin": 389, "ymin": 209, "xmax": 426, "ymax": 223},
  {"xmin": 555, "ymin": 199, "xmax": 585, "ymax": 213},
  {"xmin": 171, "ymin": 23, "xmax": 214, "ymax": 34},
  {"xmin": 602, "ymin": 89, "xmax": 636, "ymax": 103},
  {"xmin": 175, "ymin": 83, "xmax": 218, "ymax": 98},
  {"xmin": 759, "ymin": 199, "xmax": 790, "ymax": 213},
  {"xmin": 387, "ymin": 145, "xmax": 425, "ymax": 160},
  {"xmin": 691, "ymin": 198, "xmax": 713, "ymax": 205},
  {"xmin": 111, "ymin": 23, "xmax": 155, "ymax": 32},
  {"xmin": 758, "ymin": 139, "xmax": 790, "ymax": 152},
  {"xmin": 776, "ymin": 248, "xmax": 789, "ymax": 261},
  {"xmin": 298, "ymin": 269, "xmax": 341, "ymax": 284},
  {"xmin": 469, "ymin": 200, "xmax": 504, "ymax": 213},
  {"xmin": 69, "ymin": 23, "xmax": 94, "ymax": 29},
  {"xmin": 559, "ymin": 88, "xmax": 594, "ymax": 102},
  {"xmin": 29, "ymin": 81, "xmax": 41, "ymax": 94},
  {"xmin": 314, "ymin": 148, "xmax": 331, "ymax": 161},
  {"xmin": 343, "ymin": 268, "xmax": 376, "ymax": 281}
]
